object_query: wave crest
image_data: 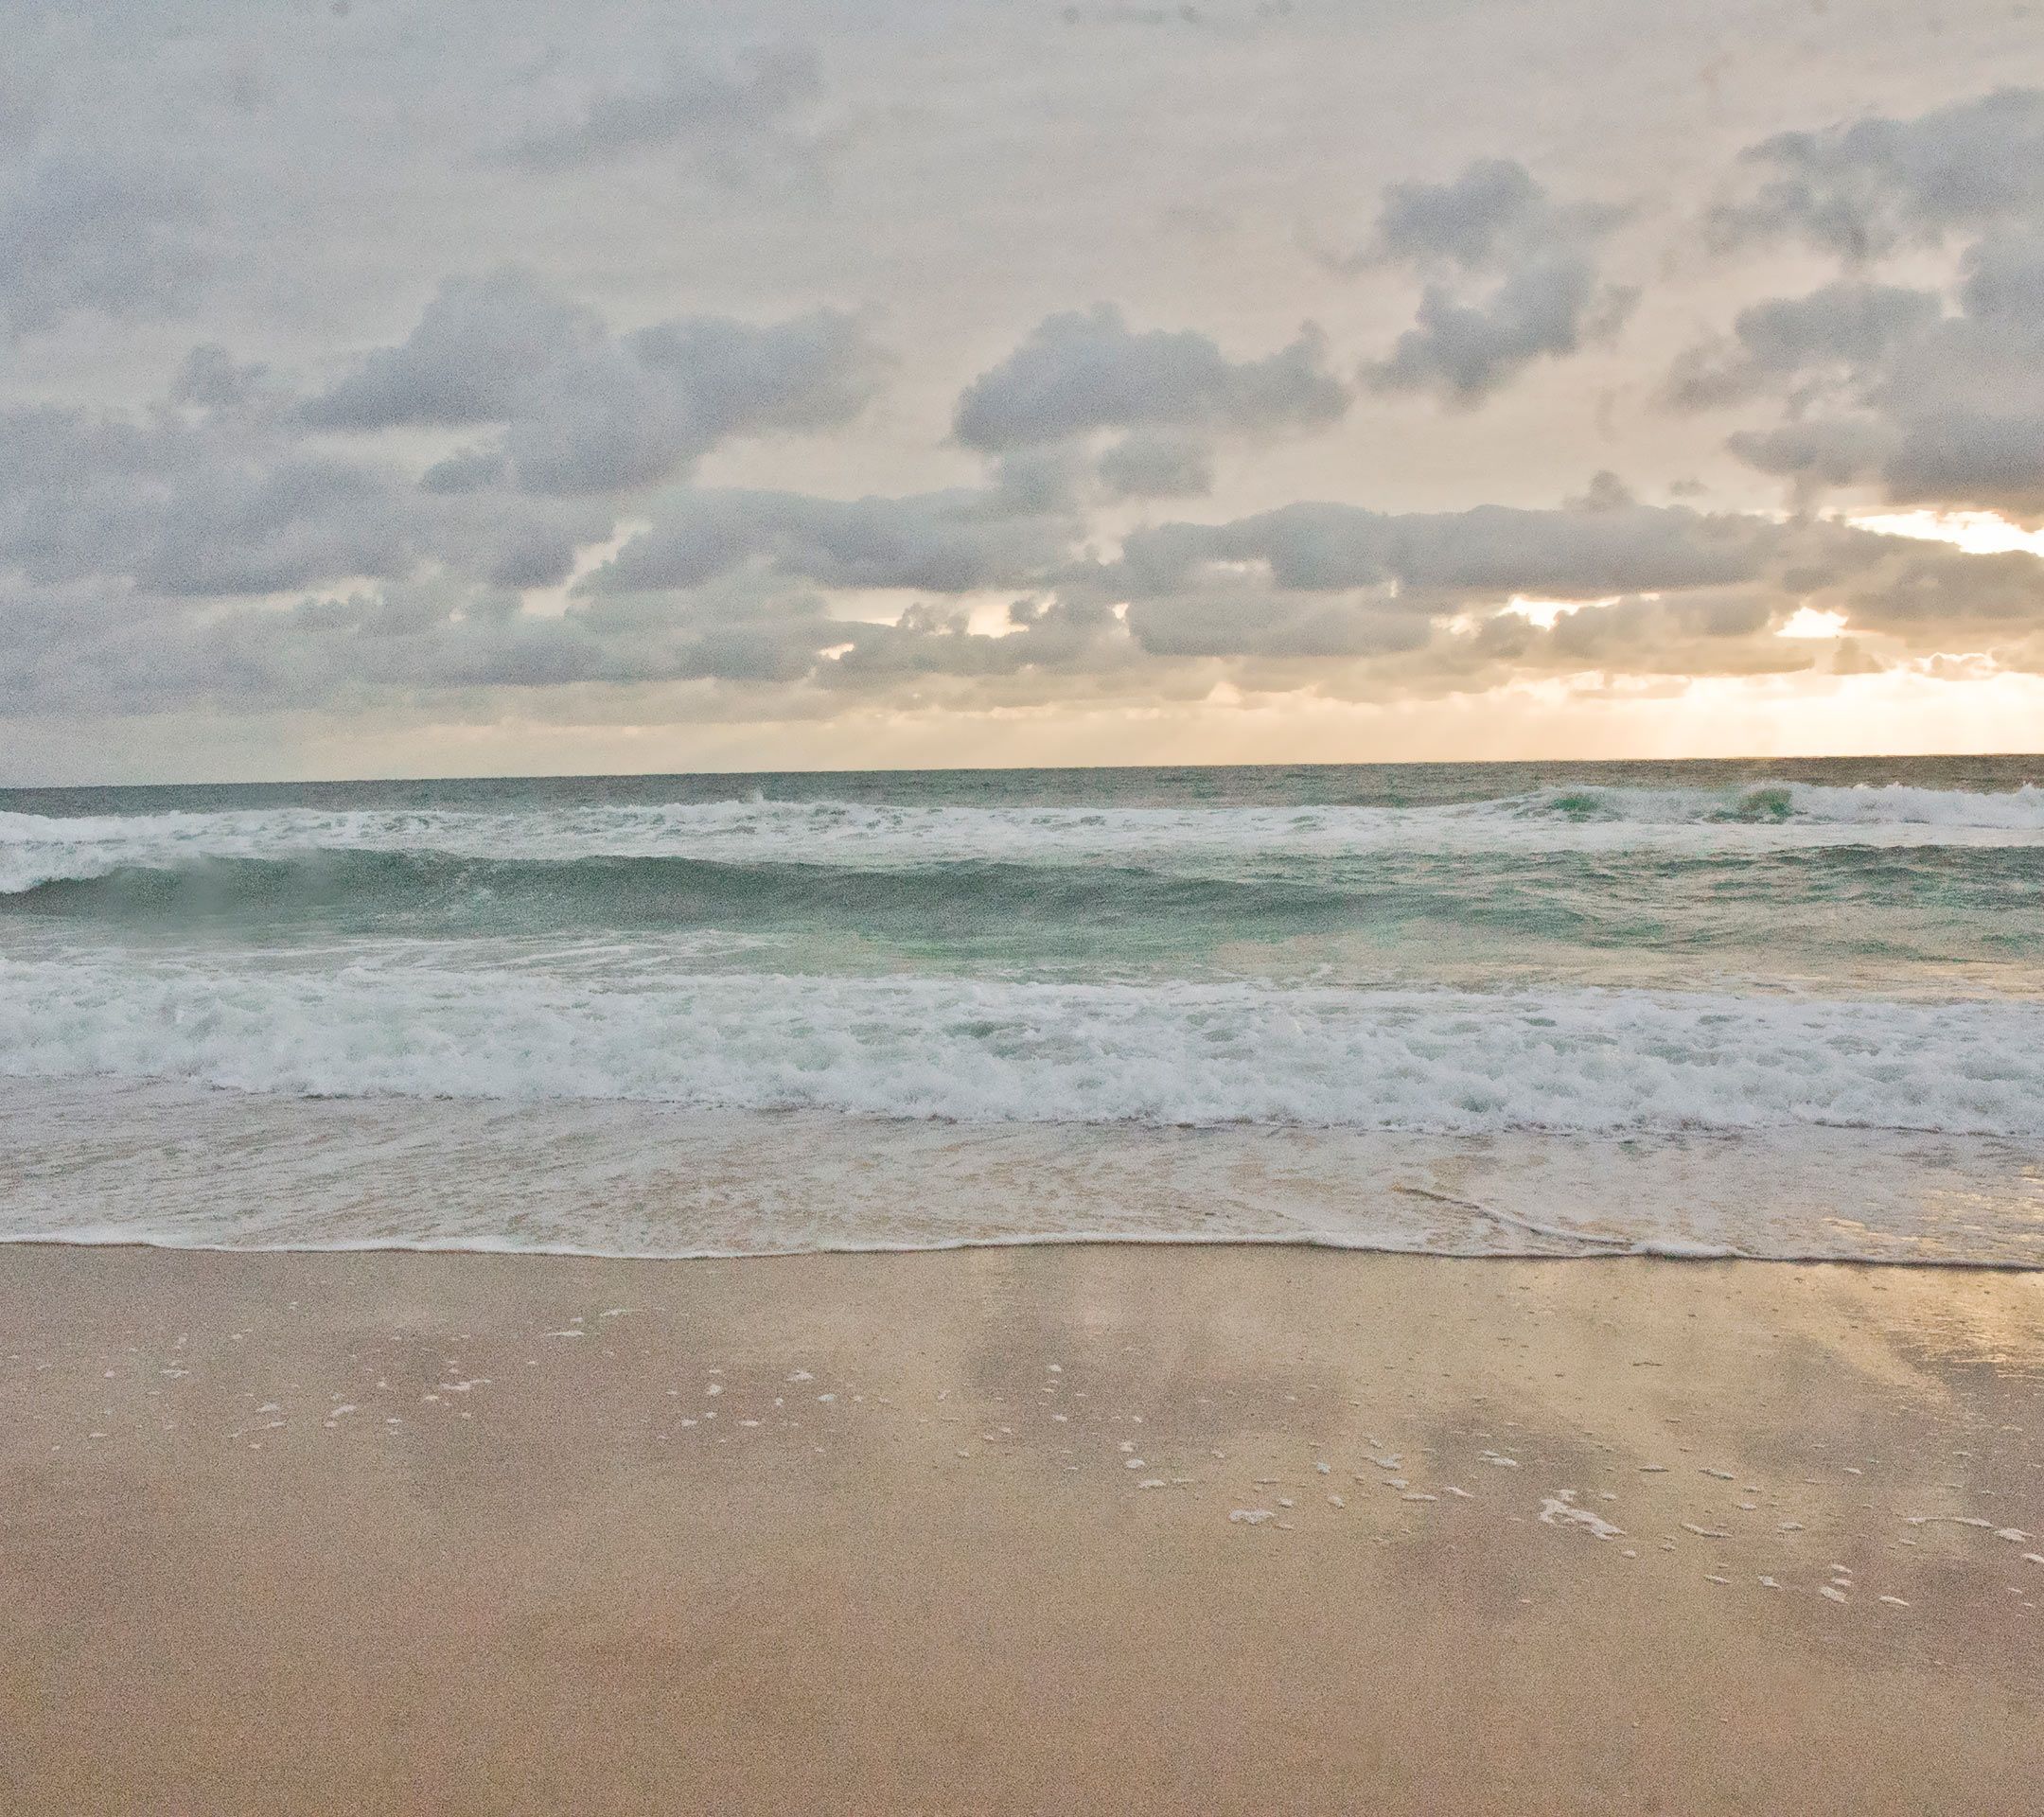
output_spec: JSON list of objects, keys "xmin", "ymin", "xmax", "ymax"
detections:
[{"xmin": 5, "ymin": 778, "xmax": 2044, "ymax": 893}]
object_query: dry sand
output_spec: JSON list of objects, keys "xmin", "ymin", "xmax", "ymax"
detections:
[{"xmin": 3, "ymin": 1243, "xmax": 2041, "ymax": 1814}]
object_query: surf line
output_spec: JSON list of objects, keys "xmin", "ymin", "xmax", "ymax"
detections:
[{"xmin": 1390, "ymin": 1181, "xmax": 1634, "ymax": 1255}]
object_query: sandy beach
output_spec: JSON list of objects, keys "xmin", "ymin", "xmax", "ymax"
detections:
[{"xmin": 2, "ymin": 1243, "xmax": 2039, "ymax": 1814}]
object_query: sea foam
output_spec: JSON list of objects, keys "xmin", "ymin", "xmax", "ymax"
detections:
[{"xmin": 2, "ymin": 956, "xmax": 2038, "ymax": 1137}]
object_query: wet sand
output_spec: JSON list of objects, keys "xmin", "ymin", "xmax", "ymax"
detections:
[{"xmin": 3, "ymin": 1244, "xmax": 2040, "ymax": 1815}]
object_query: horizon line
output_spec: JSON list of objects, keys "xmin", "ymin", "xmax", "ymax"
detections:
[{"xmin": 4, "ymin": 748, "xmax": 2041, "ymax": 794}]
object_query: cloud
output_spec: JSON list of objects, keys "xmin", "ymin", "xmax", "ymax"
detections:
[
  {"xmin": 1117, "ymin": 497, "xmax": 1773, "ymax": 604},
  {"xmin": 0, "ymin": 395, "xmax": 611, "ymax": 601},
  {"xmin": 1370, "ymin": 157, "xmax": 1612, "ymax": 271},
  {"xmin": 1370, "ymin": 257, "xmax": 1635, "ymax": 407},
  {"xmin": 502, "ymin": 47, "xmax": 829, "ymax": 185},
  {"xmin": 1096, "ymin": 430, "xmax": 1213, "ymax": 499},
  {"xmin": 585, "ymin": 481, "xmax": 1077, "ymax": 596},
  {"xmin": 952, "ymin": 305, "xmax": 1348, "ymax": 450},
  {"xmin": 302, "ymin": 270, "xmax": 882, "ymax": 496},
  {"xmin": 1663, "ymin": 280, "xmax": 1943, "ymax": 412},
  {"xmin": 0, "ymin": 155, "xmax": 207, "ymax": 339},
  {"xmin": 1355, "ymin": 159, "xmax": 1635, "ymax": 405},
  {"xmin": 1714, "ymin": 87, "xmax": 2044, "ymax": 259},
  {"xmin": 1693, "ymin": 241, "xmax": 2044, "ymax": 518},
  {"xmin": 12, "ymin": 468, "xmax": 2044, "ymax": 724},
  {"xmin": 1682, "ymin": 91, "xmax": 2044, "ymax": 519}
]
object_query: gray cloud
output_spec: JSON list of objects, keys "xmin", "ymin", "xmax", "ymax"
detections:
[
  {"xmin": 11, "ymin": 477, "xmax": 2044, "ymax": 723},
  {"xmin": 1096, "ymin": 430, "xmax": 1213, "ymax": 499},
  {"xmin": 587, "ymin": 481, "xmax": 1077, "ymax": 596},
  {"xmin": 1355, "ymin": 160, "xmax": 1635, "ymax": 405},
  {"xmin": 1117, "ymin": 497, "xmax": 1773, "ymax": 603},
  {"xmin": 1683, "ymin": 90, "xmax": 2044, "ymax": 519},
  {"xmin": 0, "ymin": 394, "xmax": 610, "ymax": 601},
  {"xmin": 303, "ymin": 270, "xmax": 882, "ymax": 495},
  {"xmin": 6, "ymin": 13, "xmax": 2044, "ymax": 764},
  {"xmin": 1664, "ymin": 280, "xmax": 1943, "ymax": 412},
  {"xmin": 1715, "ymin": 86, "xmax": 2044, "ymax": 259},
  {"xmin": 1369, "ymin": 157, "xmax": 1619, "ymax": 271},
  {"xmin": 1700, "ymin": 240, "xmax": 2044, "ymax": 517},
  {"xmin": 952, "ymin": 305, "xmax": 1348, "ymax": 450},
  {"xmin": 0, "ymin": 155, "xmax": 207, "ymax": 339},
  {"xmin": 502, "ymin": 47, "xmax": 829, "ymax": 185},
  {"xmin": 1370, "ymin": 257, "xmax": 1635, "ymax": 406}
]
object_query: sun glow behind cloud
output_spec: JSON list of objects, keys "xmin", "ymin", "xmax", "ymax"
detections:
[{"xmin": 1844, "ymin": 511, "xmax": 2044, "ymax": 558}]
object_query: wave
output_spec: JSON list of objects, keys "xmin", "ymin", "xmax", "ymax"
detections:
[
  {"xmin": 0, "ymin": 848, "xmax": 1351, "ymax": 933},
  {"xmin": 5, "ymin": 780, "xmax": 2044, "ymax": 892},
  {"xmin": 6, "ymin": 848, "xmax": 2036, "ymax": 989},
  {"xmin": 3, "ymin": 958, "xmax": 2038, "ymax": 1137}
]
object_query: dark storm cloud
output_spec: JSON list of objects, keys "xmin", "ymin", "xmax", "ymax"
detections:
[
  {"xmin": 302, "ymin": 270, "xmax": 883, "ymax": 495},
  {"xmin": 951, "ymin": 305, "xmax": 1348, "ymax": 450},
  {"xmin": 502, "ymin": 47, "xmax": 828, "ymax": 185}
]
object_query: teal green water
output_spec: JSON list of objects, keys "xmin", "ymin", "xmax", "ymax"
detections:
[{"xmin": 1, "ymin": 754, "xmax": 2040, "ymax": 1135}]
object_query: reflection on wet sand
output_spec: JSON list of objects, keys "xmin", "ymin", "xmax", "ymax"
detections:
[{"xmin": 3, "ymin": 1244, "xmax": 2040, "ymax": 1814}]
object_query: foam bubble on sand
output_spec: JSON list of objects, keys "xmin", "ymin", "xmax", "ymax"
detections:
[
  {"xmin": 1229, "ymin": 1508, "xmax": 1274, "ymax": 1526},
  {"xmin": 1682, "ymin": 1523, "xmax": 1732, "ymax": 1539},
  {"xmin": 1820, "ymin": 1586, "xmax": 1849, "ymax": 1603},
  {"xmin": 1539, "ymin": 1490, "xmax": 1625, "ymax": 1541}
]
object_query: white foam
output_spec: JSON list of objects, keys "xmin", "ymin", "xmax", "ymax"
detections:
[
  {"xmin": 1539, "ymin": 1490, "xmax": 1625, "ymax": 1540},
  {"xmin": 2, "ymin": 956, "xmax": 2038, "ymax": 1138}
]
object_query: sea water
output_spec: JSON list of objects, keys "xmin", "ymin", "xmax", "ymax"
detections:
[{"xmin": 3, "ymin": 756, "xmax": 2040, "ymax": 1262}]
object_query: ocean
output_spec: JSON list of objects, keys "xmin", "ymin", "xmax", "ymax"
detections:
[{"xmin": 3, "ymin": 755, "xmax": 2041, "ymax": 1264}]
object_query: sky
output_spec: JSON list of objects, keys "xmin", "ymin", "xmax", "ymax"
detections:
[{"xmin": 3, "ymin": 0, "xmax": 2044, "ymax": 782}]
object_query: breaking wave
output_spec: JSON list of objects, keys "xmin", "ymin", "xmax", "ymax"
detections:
[
  {"xmin": 3, "ymin": 957, "xmax": 2038, "ymax": 1138},
  {"xmin": 4, "ymin": 778, "xmax": 2044, "ymax": 896}
]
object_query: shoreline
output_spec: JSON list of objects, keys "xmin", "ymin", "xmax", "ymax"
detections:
[
  {"xmin": 5, "ymin": 1229, "xmax": 2043, "ymax": 1269},
  {"xmin": 5, "ymin": 1241, "xmax": 2041, "ymax": 1812}
]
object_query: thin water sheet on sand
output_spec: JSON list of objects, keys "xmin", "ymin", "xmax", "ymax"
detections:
[{"xmin": 4, "ymin": 1076, "xmax": 2043, "ymax": 1264}]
